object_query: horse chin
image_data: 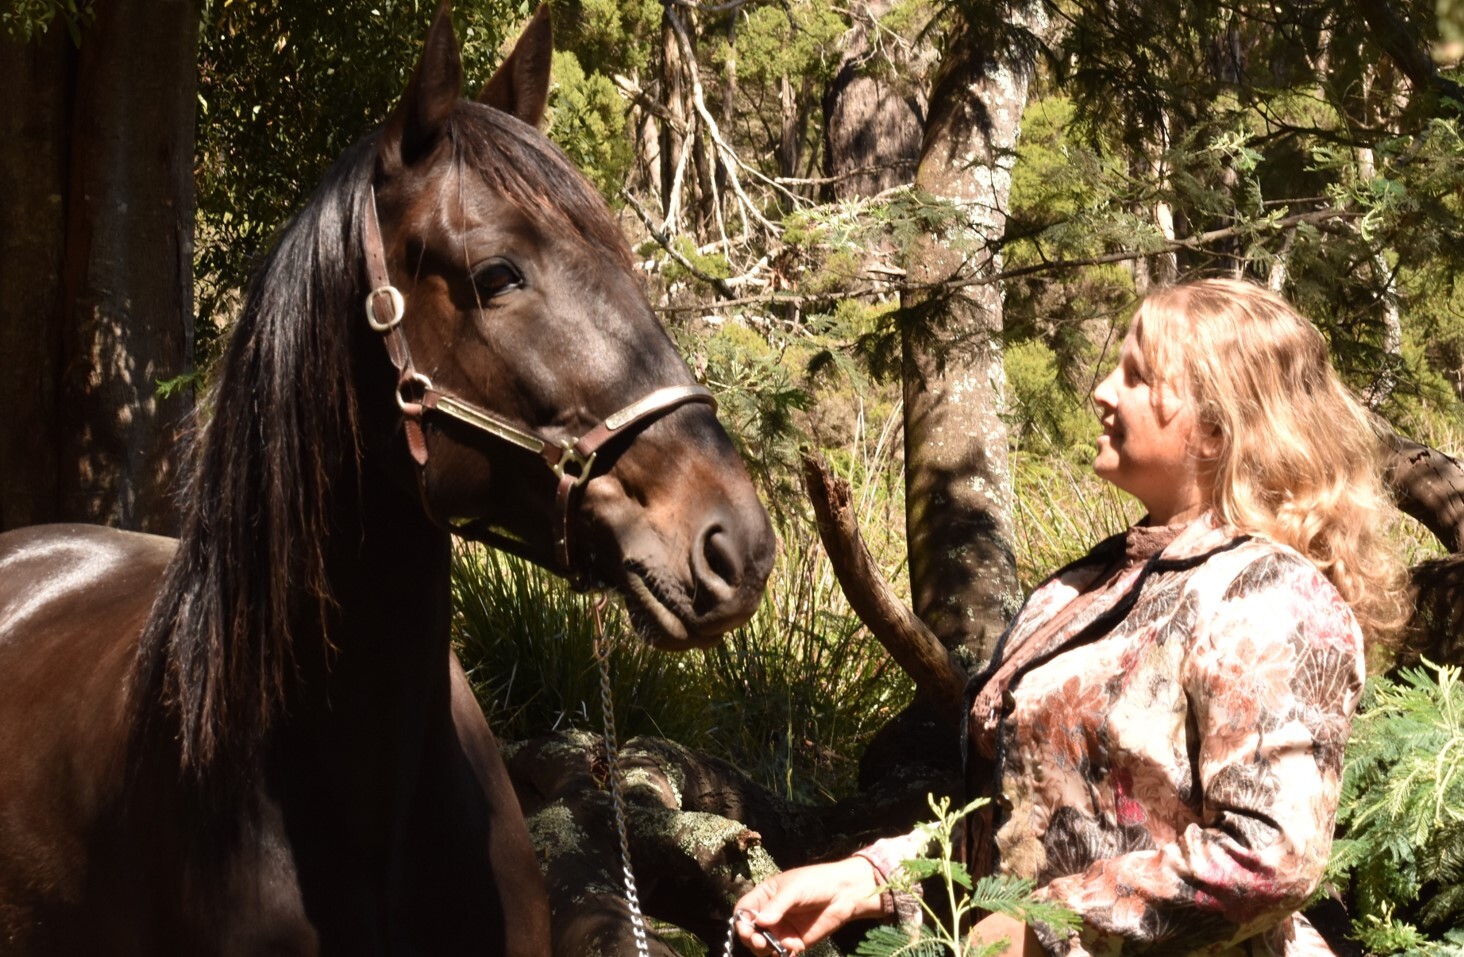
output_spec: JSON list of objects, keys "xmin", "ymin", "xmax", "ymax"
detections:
[{"xmin": 618, "ymin": 565, "xmax": 720, "ymax": 651}]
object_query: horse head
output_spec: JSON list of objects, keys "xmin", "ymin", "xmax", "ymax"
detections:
[{"xmin": 362, "ymin": 5, "xmax": 774, "ymax": 648}]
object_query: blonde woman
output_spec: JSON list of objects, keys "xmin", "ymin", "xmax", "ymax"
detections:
[{"xmin": 734, "ymin": 279, "xmax": 1406, "ymax": 956}]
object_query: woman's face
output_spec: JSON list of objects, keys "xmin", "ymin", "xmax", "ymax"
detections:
[{"xmin": 1092, "ymin": 322, "xmax": 1214, "ymax": 524}]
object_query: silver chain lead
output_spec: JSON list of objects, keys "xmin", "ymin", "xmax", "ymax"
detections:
[
  {"xmin": 592, "ymin": 597, "xmax": 653, "ymax": 957},
  {"xmin": 593, "ymin": 599, "xmax": 765, "ymax": 957}
]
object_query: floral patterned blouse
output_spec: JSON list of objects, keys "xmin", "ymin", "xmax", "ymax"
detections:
[{"xmin": 861, "ymin": 514, "xmax": 1364, "ymax": 956}]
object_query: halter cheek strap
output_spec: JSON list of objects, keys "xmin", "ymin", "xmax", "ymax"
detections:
[{"xmin": 361, "ymin": 188, "xmax": 715, "ymax": 584}]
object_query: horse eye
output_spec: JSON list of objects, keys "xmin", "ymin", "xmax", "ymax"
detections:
[{"xmin": 472, "ymin": 259, "xmax": 523, "ymax": 299}]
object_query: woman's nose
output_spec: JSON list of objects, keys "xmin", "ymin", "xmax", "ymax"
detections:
[{"xmin": 1092, "ymin": 368, "xmax": 1117, "ymax": 411}]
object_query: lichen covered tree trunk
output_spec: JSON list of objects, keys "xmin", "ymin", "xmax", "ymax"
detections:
[{"xmin": 901, "ymin": 5, "xmax": 1050, "ymax": 664}]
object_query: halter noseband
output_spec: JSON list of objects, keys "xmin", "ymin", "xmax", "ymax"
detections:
[{"xmin": 361, "ymin": 188, "xmax": 715, "ymax": 585}]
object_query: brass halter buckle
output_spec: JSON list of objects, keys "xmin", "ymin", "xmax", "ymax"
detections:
[{"xmin": 551, "ymin": 440, "xmax": 597, "ymax": 489}]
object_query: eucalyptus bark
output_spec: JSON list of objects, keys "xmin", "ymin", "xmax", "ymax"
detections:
[
  {"xmin": 0, "ymin": 0, "xmax": 198, "ymax": 534},
  {"xmin": 901, "ymin": 7, "xmax": 1049, "ymax": 663}
]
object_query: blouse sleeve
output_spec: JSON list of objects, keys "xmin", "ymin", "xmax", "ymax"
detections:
[{"xmin": 1032, "ymin": 552, "xmax": 1365, "ymax": 956}]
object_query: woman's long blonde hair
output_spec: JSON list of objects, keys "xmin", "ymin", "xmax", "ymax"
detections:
[{"xmin": 1134, "ymin": 278, "xmax": 1407, "ymax": 643}]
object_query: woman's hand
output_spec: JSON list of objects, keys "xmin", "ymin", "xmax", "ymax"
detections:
[{"xmin": 731, "ymin": 857, "xmax": 886, "ymax": 954}]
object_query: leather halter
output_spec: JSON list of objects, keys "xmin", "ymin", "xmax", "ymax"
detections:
[{"xmin": 361, "ymin": 188, "xmax": 716, "ymax": 584}]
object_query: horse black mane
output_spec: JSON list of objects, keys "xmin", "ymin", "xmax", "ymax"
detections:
[{"xmin": 132, "ymin": 100, "xmax": 634, "ymax": 787}]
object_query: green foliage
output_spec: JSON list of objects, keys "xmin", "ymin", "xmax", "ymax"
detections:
[
  {"xmin": 1, "ymin": 0, "xmax": 90, "ymax": 43},
  {"xmin": 551, "ymin": 0, "xmax": 660, "ymax": 77},
  {"xmin": 453, "ymin": 544, "xmax": 686, "ymax": 742},
  {"xmin": 675, "ymin": 318, "xmax": 814, "ymax": 515},
  {"xmin": 663, "ymin": 238, "xmax": 735, "ymax": 285},
  {"xmin": 1332, "ymin": 661, "xmax": 1464, "ymax": 952},
  {"xmin": 154, "ymin": 371, "xmax": 204, "ymax": 401},
  {"xmin": 856, "ymin": 795, "xmax": 1078, "ymax": 957},
  {"xmin": 1012, "ymin": 453, "xmax": 1134, "ymax": 589},
  {"xmin": 546, "ymin": 49, "xmax": 632, "ymax": 195},
  {"xmin": 723, "ymin": 1, "xmax": 844, "ymax": 88},
  {"xmin": 695, "ymin": 523, "xmax": 913, "ymax": 802},
  {"xmin": 1350, "ymin": 905, "xmax": 1439, "ymax": 957},
  {"xmin": 1002, "ymin": 95, "xmax": 1134, "ymax": 386},
  {"xmin": 1003, "ymin": 338, "xmax": 1095, "ymax": 459}
]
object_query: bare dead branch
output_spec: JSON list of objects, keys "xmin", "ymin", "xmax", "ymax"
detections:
[
  {"xmin": 801, "ymin": 452, "xmax": 968, "ymax": 724},
  {"xmin": 1380, "ymin": 427, "xmax": 1464, "ymax": 553},
  {"xmin": 620, "ymin": 188, "xmax": 736, "ymax": 299},
  {"xmin": 663, "ymin": 3, "xmax": 799, "ymax": 229}
]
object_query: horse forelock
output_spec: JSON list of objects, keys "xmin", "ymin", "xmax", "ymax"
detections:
[
  {"xmin": 451, "ymin": 104, "xmax": 635, "ymax": 272},
  {"xmin": 134, "ymin": 139, "xmax": 375, "ymax": 790}
]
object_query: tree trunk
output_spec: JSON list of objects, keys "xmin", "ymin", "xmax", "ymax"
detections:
[
  {"xmin": 659, "ymin": 9, "xmax": 690, "ymax": 233},
  {"xmin": 901, "ymin": 6, "xmax": 1050, "ymax": 664},
  {"xmin": 0, "ymin": 25, "xmax": 70, "ymax": 530},
  {"xmin": 823, "ymin": 0, "xmax": 924, "ymax": 201},
  {"xmin": 1382, "ymin": 428, "xmax": 1464, "ymax": 554},
  {"xmin": 0, "ymin": 0, "xmax": 198, "ymax": 534},
  {"xmin": 778, "ymin": 74, "xmax": 801, "ymax": 181}
]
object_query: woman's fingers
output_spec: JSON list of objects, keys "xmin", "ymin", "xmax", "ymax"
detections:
[{"xmin": 732, "ymin": 857, "xmax": 886, "ymax": 953}]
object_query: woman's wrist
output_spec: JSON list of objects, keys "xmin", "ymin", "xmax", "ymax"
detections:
[
  {"xmin": 838, "ymin": 855, "xmax": 889, "ymax": 921},
  {"xmin": 849, "ymin": 851, "xmax": 912, "ymax": 921}
]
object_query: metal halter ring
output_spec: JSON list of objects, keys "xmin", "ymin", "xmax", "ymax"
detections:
[
  {"xmin": 366, "ymin": 285, "xmax": 406, "ymax": 332},
  {"xmin": 396, "ymin": 371, "xmax": 433, "ymax": 411},
  {"xmin": 552, "ymin": 440, "xmax": 597, "ymax": 489}
]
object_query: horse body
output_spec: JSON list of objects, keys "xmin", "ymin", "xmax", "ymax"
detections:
[
  {"xmin": 0, "ymin": 6, "xmax": 773, "ymax": 954},
  {"xmin": 0, "ymin": 515, "xmax": 543, "ymax": 955}
]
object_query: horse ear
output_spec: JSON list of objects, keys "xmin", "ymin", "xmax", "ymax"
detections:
[
  {"xmin": 379, "ymin": 2, "xmax": 463, "ymax": 172},
  {"xmin": 477, "ymin": 5, "xmax": 552, "ymax": 128}
]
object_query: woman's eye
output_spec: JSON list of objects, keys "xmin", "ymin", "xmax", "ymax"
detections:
[{"xmin": 473, "ymin": 260, "xmax": 523, "ymax": 299}]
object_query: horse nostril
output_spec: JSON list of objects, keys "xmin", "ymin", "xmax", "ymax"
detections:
[{"xmin": 694, "ymin": 522, "xmax": 741, "ymax": 597}]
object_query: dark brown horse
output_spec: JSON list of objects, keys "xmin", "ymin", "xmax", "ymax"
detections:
[{"xmin": 0, "ymin": 7, "xmax": 773, "ymax": 955}]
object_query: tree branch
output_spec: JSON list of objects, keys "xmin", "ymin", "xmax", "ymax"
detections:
[
  {"xmin": 663, "ymin": 3, "xmax": 788, "ymax": 236},
  {"xmin": 801, "ymin": 453, "xmax": 968, "ymax": 724},
  {"xmin": 650, "ymin": 206, "xmax": 1366, "ymax": 314},
  {"xmin": 1354, "ymin": 0, "xmax": 1464, "ymax": 110},
  {"xmin": 1380, "ymin": 426, "xmax": 1464, "ymax": 553},
  {"xmin": 620, "ymin": 187, "xmax": 737, "ymax": 299}
]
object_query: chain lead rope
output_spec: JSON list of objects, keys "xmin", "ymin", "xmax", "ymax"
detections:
[
  {"xmin": 592, "ymin": 597, "xmax": 653, "ymax": 957},
  {"xmin": 592, "ymin": 598, "xmax": 749, "ymax": 957}
]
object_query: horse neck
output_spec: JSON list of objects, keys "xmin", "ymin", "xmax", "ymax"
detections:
[{"xmin": 277, "ymin": 459, "xmax": 455, "ymax": 801}]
